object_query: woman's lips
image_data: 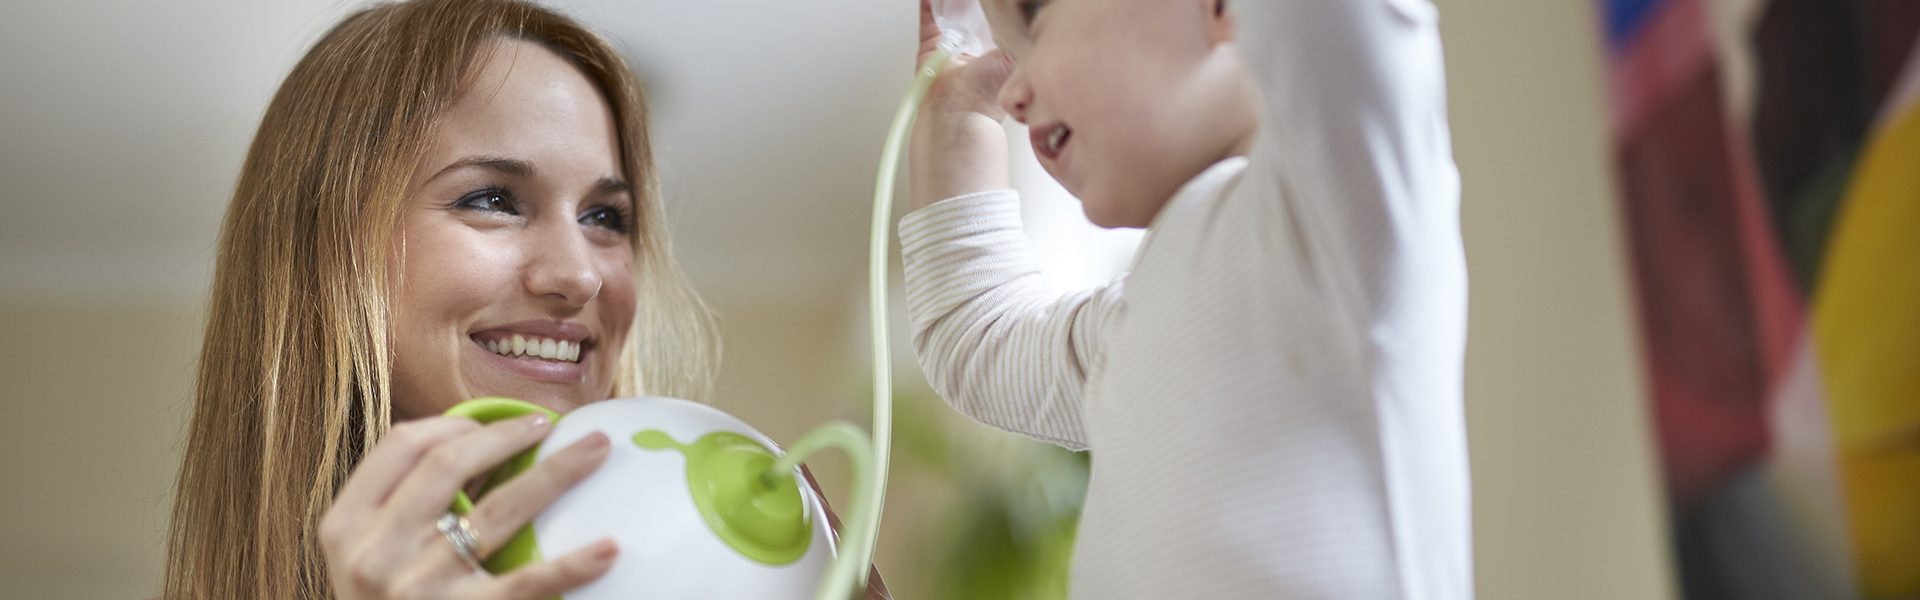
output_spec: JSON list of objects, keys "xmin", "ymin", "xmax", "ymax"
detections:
[
  {"xmin": 467, "ymin": 320, "xmax": 597, "ymax": 384},
  {"xmin": 471, "ymin": 319, "xmax": 592, "ymax": 345}
]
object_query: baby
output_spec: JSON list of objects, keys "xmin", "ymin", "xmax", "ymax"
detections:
[{"xmin": 904, "ymin": 0, "xmax": 1470, "ymax": 597}]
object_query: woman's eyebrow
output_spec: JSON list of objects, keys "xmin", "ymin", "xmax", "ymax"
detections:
[
  {"xmin": 592, "ymin": 177, "xmax": 630, "ymax": 197},
  {"xmin": 427, "ymin": 155, "xmax": 627, "ymax": 196},
  {"xmin": 428, "ymin": 155, "xmax": 536, "ymax": 181}
]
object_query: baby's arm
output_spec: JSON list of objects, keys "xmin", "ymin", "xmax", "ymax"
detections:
[
  {"xmin": 1226, "ymin": 3, "xmax": 1471, "ymax": 596},
  {"xmin": 1229, "ymin": 0, "xmax": 1462, "ymax": 315},
  {"xmin": 899, "ymin": 192, "xmax": 1116, "ymax": 450},
  {"xmin": 899, "ymin": 2, "xmax": 1108, "ymax": 449}
]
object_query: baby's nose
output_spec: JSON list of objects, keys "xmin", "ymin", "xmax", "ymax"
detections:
[{"xmin": 998, "ymin": 66, "xmax": 1032, "ymax": 123}]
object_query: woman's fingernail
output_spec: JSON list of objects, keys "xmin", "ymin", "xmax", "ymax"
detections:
[
  {"xmin": 594, "ymin": 539, "xmax": 619, "ymax": 561},
  {"xmin": 527, "ymin": 414, "xmax": 550, "ymax": 429},
  {"xmin": 586, "ymin": 431, "xmax": 609, "ymax": 448}
]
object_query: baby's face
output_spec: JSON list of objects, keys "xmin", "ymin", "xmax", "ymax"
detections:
[{"xmin": 984, "ymin": 0, "xmax": 1257, "ymax": 228}]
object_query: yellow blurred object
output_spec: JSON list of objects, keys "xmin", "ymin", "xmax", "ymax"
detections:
[
  {"xmin": 1813, "ymin": 105, "xmax": 1920, "ymax": 598},
  {"xmin": 1839, "ymin": 445, "xmax": 1920, "ymax": 597}
]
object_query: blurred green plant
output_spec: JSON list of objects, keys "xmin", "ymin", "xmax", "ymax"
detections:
[{"xmin": 890, "ymin": 384, "xmax": 1089, "ymax": 600}]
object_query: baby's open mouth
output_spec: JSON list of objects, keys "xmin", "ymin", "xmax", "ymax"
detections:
[
  {"xmin": 474, "ymin": 333, "xmax": 583, "ymax": 363},
  {"xmin": 1045, "ymin": 125, "xmax": 1072, "ymax": 157}
]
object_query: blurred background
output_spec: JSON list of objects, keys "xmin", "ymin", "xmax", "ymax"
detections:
[{"xmin": 3, "ymin": 0, "xmax": 1811, "ymax": 598}]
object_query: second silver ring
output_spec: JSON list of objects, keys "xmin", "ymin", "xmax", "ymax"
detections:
[{"xmin": 435, "ymin": 512, "xmax": 484, "ymax": 571}]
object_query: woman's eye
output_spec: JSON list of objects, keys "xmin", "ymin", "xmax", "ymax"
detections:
[
  {"xmin": 579, "ymin": 205, "xmax": 630, "ymax": 234},
  {"xmin": 453, "ymin": 188, "xmax": 517, "ymax": 214}
]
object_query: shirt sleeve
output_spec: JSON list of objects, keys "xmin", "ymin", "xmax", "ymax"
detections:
[
  {"xmin": 1216, "ymin": 2, "xmax": 1471, "ymax": 597},
  {"xmin": 897, "ymin": 190, "xmax": 1121, "ymax": 451},
  {"xmin": 1228, "ymin": 0, "xmax": 1462, "ymax": 327}
]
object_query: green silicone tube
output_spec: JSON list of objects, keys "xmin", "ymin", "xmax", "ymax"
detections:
[
  {"xmin": 768, "ymin": 422, "xmax": 878, "ymax": 600},
  {"xmin": 785, "ymin": 38, "xmax": 961, "ymax": 600}
]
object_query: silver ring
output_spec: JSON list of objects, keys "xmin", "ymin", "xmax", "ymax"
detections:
[{"xmin": 435, "ymin": 512, "xmax": 484, "ymax": 571}]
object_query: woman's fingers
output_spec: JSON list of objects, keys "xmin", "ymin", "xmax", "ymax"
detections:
[
  {"xmin": 324, "ymin": 415, "xmax": 622, "ymax": 599},
  {"xmin": 383, "ymin": 414, "xmax": 554, "ymax": 524},
  {"xmin": 325, "ymin": 417, "xmax": 481, "ymax": 540},
  {"xmin": 483, "ymin": 539, "xmax": 619, "ymax": 600},
  {"xmin": 464, "ymin": 432, "xmax": 612, "ymax": 557}
]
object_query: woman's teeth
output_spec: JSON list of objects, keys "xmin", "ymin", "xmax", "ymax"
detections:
[{"xmin": 484, "ymin": 334, "xmax": 582, "ymax": 363}]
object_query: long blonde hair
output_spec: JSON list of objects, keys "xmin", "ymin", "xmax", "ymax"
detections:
[{"xmin": 163, "ymin": 1, "xmax": 717, "ymax": 596}]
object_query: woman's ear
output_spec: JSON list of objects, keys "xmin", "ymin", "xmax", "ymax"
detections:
[{"xmin": 1205, "ymin": 0, "xmax": 1234, "ymax": 45}]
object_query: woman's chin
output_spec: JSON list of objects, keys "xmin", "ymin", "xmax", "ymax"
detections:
[
  {"xmin": 478, "ymin": 389, "xmax": 585, "ymax": 415},
  {"xmin": 456, "ymin": 377, "xmax": 595, "ymax": 415}
]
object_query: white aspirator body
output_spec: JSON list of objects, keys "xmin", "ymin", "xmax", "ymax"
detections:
[{"xmin": 527, "ymin": 398, "xmax": 837, "ymax": 599}]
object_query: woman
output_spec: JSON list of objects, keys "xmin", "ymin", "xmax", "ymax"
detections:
[{"xmin": 163, "ymin": 1, "xmax": 879, "ymax": 597}]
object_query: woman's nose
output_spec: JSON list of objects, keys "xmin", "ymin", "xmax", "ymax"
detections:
[{"xmin": 523, "ymin": 222, "xmax": 602, "ymax": 307}]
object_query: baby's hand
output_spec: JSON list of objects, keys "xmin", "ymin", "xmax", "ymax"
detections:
[
  {"xmin": 918, "ymin": 0, "xmax": 1011, "ymax": 121},
  {"xmin": 911, "ymin": 0, "xmax": 1014, "ymax": 210}
]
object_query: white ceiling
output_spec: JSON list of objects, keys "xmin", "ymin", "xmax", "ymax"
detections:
[{"xmin": 0, "ymin": 0, "xmax": 920, "ymax": 306}]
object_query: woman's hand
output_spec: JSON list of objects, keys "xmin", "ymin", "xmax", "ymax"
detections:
[
  {"xmin": 320, "ymin": 414, "xmax": 615, "ymax": 599},
  {"xmin": 911, "ymin": 0, "xmax": 1014, "ymax": 211},
  {"xmin": 802, "ymin": 466, "xmax": 893, "ymax": 600}
]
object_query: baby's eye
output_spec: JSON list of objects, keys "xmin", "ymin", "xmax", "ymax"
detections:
[
  {"xmin": 1019, "ymin": 0, "xmax": 1045, "ymax": 24},
  {"xmin": 454, "ymin": 187, "xmax": 517, "ymax": 214}
]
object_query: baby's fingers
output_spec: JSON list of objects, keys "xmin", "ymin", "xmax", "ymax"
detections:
[{"xmin": 919, "ymin": 0, "xmax": 946, "ymax": 65}]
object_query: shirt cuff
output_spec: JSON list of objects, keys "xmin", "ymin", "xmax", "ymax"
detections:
[{"xmin": 898, "ymin": 189, "xmax": 1023, "ymax": 258}]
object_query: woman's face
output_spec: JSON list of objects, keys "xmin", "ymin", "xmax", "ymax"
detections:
[{"xmin": 389, "ymin": 38, "xmax": 639, "ymax": 420}]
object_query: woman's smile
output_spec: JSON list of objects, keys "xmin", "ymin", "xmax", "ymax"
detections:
[{"xmin": 469, "ymin": 319, "xmax": 595, "ymax": 383}]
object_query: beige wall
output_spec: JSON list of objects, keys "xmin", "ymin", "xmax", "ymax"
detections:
[
  {"xmin": 1444, "ymin": 1, "xmax": 1679, "ymax": 598},
  {"xmin": 0, "ymin": 299, "xmax": 197, "ymax": 598},
  {"xmin": 0, "ymin": 1, "xmax": 1684, "ymax": 598}
]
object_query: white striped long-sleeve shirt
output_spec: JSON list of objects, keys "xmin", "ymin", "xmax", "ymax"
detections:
[{"xmin": 899, "ymin": 1, "xmax": 1470, "ymax": 598}]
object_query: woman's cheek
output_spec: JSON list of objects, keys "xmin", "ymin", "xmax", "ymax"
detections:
[{"xmin": 603, "ymin": 266, "xmax": 639, "ymax": 341}]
